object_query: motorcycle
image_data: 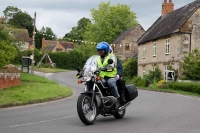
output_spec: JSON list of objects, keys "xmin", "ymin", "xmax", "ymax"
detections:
[{"xmin": 76, "ymin": 55, "xmax": 138, "ymax": 125}]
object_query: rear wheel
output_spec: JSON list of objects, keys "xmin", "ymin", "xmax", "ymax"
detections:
[
  {"xmin": 114, "ymin": 109, "xmax": 126, "ymax": 119},
  {"xmin": 77, "ymin": 94, "xmax": 97, "ymax": 125}
]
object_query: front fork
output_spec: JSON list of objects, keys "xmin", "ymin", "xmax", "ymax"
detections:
[{"xmin": 90, "ymin": 83, "xmax": 96, "ymax": 109}]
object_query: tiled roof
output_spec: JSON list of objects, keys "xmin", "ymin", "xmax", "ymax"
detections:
[
  {"xmin": 60, "ymin": 42, "xmax": 74, "ymax": 49},
  {"xmin": 112, "ymin": 25, "xmax": 140, "ymax": 44},
  {"xmin": 137, "ymin": 0, "xmax": 200, "ymax": 44},
  {"xmin": 44, "ymin": 44, "xmax": 56, "ymax": 52}
]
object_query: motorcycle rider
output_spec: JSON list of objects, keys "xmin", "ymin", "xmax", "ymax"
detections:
[
  {"xmin": 106, "ymin": 44, "xmax": 127, "ymax": 104},
  {"xmin": 95, "ymin": 42, "xmax": 120, "ymax": 109}
]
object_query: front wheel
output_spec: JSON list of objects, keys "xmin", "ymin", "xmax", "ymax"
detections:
[
  {"xmin": 114, "ymin": 109, "xmax": 126, "ymax": 119},
  {"xmin": 77, "ymin": 94, "xmax": 97, "ymax": 125}
]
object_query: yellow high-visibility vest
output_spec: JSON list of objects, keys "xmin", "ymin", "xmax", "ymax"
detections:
[{"xmin": 97, "ymin": 54, "xmax": 117, "ymax": 78}]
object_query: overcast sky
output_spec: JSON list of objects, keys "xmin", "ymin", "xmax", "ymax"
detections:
[{"xmin": 0, "ymin": 0, "xmax": 195, "ymax": 38}]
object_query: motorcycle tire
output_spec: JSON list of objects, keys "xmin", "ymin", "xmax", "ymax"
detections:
[
  {"xmin": 77, "ymin": 94, "xmax": 97, "ymax": 125},
  {"xmin": 114, "ymin": 109, "xmax": 126, "ymax": 119}
]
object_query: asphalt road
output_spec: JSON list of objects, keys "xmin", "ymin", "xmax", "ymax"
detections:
[{"xmin": 0, "ymin": 71, "xmax": 200, "ymax": 133}]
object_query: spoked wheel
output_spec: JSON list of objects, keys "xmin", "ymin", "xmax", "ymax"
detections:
[
  {"xmin": 77, "ymin": 94, "xmax": 97, "ymax": 125},
  {"xmin": 114, "ymin": 108, "xmax": 126, "ymax": 119}
]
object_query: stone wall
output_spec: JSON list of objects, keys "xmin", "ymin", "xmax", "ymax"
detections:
[{"xmin": 0, "ymin": 64, "xmax": 21, "ymax": 90}]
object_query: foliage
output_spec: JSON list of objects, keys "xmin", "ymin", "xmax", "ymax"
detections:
[
  {"xmin": 182, "ymin": 49, "xmax": 200, "ymax": 80},
  {"xmin": 3, "ymin": 6, "xmax": 34, "ymax": 37},
  {"xmin": 0, "ymin": 27, "xmax": 17, "ymax": 68},
  {"xmin": 12, "ymin": 48, "xmax": 42, "ymax": 65},
  {"xmin": 156, "ymin": 80, "xmax": 167, "ymax": 89},
  {"xmin": 84, "ymin": 1, "xmax": 138, "ymax": 43},
  {"xmin": 168, "ymin": 81, "xmax": 200, "ymax": 94},
  {"xmin": 74, "ymin": 43, "xmax": 97, "ymax": 59},
  {"xmin": 123, "ymin": 58, "xmax": 137, "ymax": 78},
  {"xmin": 143, "ymin": 67, "xmax": 162, "ymax": 87},
  {"xmin": 64, "ymin": 17, "xmax": 91, "ymax": 41},
  {"xmin": 35, "ymin": 27, "xmax": 56, "ymax": 49},
  {"xmin": 48, "ymin": 50, "xmax": 86, "ymax": 69},
  {"xmin": 132, "ymin": 76, "xmax": 145, "ymax": 87}
]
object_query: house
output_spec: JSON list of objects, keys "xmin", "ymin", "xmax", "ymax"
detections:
[
  {"xmin": 41, "ymin": 37, "xmax": 74, "ymax": 52},
  {"xmin": 111, "ymin": 24, "xmax": 145, "ymax": 60},
  {"xmin": 0, "ymin": 16, "xmax": 30, "ymax": 51},
  {"xmin": 137, "ymin": 0, "xmax": 200, "ymax": 80}
]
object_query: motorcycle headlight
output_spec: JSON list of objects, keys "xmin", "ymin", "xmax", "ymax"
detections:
[{"xmin": 83, "ymin": 71, "xmax": 92, "ymax": 81}]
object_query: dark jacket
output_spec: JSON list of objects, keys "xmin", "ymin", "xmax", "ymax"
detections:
[{"xmin": 116, "ymin": 57, "xmax": 123, "ymax": 77}]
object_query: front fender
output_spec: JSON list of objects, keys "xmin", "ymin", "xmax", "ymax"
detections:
[
  {"xmin": 80, "ymin": 92, "xmax": 102, "ymax": 108},
  {"xmin": 80, "ymin": 91, "xmax": 93, "ymax": 95}
]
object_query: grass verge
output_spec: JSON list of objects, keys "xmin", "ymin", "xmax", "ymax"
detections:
[{"xmin": 0, "ymin": 73, "xmax": 73, "ymax": 108}]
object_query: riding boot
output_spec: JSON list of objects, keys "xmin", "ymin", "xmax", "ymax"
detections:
[
  {"xmin": 117, "ymin": 78, "xmax": 127, "ymax": 104},
  {"xmin": 120, "ymin": 91, "xmax": 127, "ymax": 103},
  {"xmin": 115, "ymin": 98, "xmax": 120, "ymax": 110}
]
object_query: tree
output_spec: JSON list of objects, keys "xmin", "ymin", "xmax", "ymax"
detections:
[
  {"xmin": 64, "ymin": 17, "xmax": 91, "ymax": 41},
  {"xmin": 0, "ymin": 27, "xmax": 17, "ymax": 68},
  {"xmin": 35, "ymin": 27, "xmax": 56, "ymax": 49},
  {"xmin": 3, "ymin": 6, "xmax": 34, "ymax": 37},
  {"xmin": 182, "ymin": 49, "xmax": 200, "ymax": 80},
  {"xmin": 3, "ymin": 6, "xmax": 21, "ymax": 21},
  {"xmin": 84, "ymin": 1, "xmax": 138, "ymax": 43}
]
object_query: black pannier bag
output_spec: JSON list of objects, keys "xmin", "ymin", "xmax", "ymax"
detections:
[{"xmin": 125, "ymin": 84, "xmax": 138, "ymax": 102}]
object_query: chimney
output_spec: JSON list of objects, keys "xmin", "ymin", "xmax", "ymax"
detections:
[{"xmin": 162, "ymin": 0, "xmax": 174, "ymax": 15}]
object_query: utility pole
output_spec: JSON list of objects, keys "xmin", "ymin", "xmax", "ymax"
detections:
[{"xmin": 31, "ymin": 12, "xmax": 36, "ymax": 75}]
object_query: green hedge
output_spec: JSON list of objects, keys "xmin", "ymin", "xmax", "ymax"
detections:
[
  {"xmin": 12, "ymin": 49, "xmax": 87, "ymax": 70},
  {"xmin": 48, "ymin": 50, "xmax": 86, "ymax": 70},
  {"xmin": 168, "ymin": 82, "xmax": 200, "ymax": 94}
]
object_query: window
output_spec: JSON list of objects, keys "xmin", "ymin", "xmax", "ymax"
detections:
[
  {"xmin": 125, "ymin": 43, "xmax": 130, "ymax": 51},
  {"xmin": 143, "ymin": 67, "xmax": 146, "ymax": 76},
  {"xmin": 152, "ymin": 66, "xmax": 157, "ymax": 71},
  {"xmin": 164, "ymin": 66, "xmax": 168, "ymax": 81},
  {"xmin": 56, "ymin": 48, "xmax": 62, "ymax": 51},
  {"xmin": 165, "ymin": 38, "xmax": 170, "ymax": 54},
  {"xmin": 153, "ymin": 42, "xmax": 156, "ymax": 56},
  {"xmin": 143, "ymin": 45, "xmax": 146, "ymax": 58}
]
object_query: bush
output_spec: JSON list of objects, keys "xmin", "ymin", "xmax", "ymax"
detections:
[
  {"xmin": 168, "ymin": 82, "xmax": 200, "ymax": 94},
  {"xmin": 143, "ymin": 67, "xmax": 162, "ymax": 87},
  {"xmin": 132, "ymin": 76, "xmax": 146, "ymax": 87},
  {"xmin": 123, "ymin": 58, "xmax": 137, "ymax": 78},
  {"xmin": 156, "ymin": 80, "xmax": 167, "ymax": 89}
]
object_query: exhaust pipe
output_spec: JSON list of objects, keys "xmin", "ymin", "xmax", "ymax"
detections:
[{"xmin": 118, "ymin": 102, "xmax": 131, "ymax": 111}]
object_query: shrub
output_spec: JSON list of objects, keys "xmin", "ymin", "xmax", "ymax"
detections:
[
  {"xmin": 123, "ymin": 58, "xmax": 137, "ymax": 78},
  {"xmin": 143, "ymin": 67, "xmax": 162, "ymax": 87},
  {"xmin": 168, "ymin": 82, "xmax": 200, "ymax": 94},
  {"xmin": 132, "ymin": 76, "xmax": 145, "ymax": 87},
  {"xmin": 156, "ymin": 80, "xmax": 167, "ymax": 89}
]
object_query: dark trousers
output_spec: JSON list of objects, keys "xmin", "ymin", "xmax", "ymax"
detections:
[{"xmin": 117, "ymin": 78, "xmax": 126, "ymax": 103}]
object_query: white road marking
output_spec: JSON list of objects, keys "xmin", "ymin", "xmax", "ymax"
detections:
[
  {"xmin": 45, "ymin": 73, "xmax": 53, "ymax": 78},
  {"xmin": 9, "ymin": 115, "xmax": 77, "ymax": 128}
]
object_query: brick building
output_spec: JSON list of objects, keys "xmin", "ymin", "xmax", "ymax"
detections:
[{"xmin": 41, "ymin": 37, "xmax": 75, "ymax": 52}]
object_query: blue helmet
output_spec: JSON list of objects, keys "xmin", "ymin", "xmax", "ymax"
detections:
[{"xmin": 96, "ymin": 42, "xmax": 110, "ymax": 53}]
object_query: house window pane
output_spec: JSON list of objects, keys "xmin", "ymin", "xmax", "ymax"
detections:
[
  {"xmin": 153, "ymin": 66, "xmax": 156, "ymax": 71},
  {"xmin": 143, "ymin": 45, "xmax": 146, "ymax": 58},
  {"xmin": 143, "ymin": 67, "xmax": 146, "ymax": 76},
  {"xmin": 165, "ymin": 38, "xmax": 170, "ymax": 54},
  {"xmin": 125, "ymin": 43, "xmax": 130, "ymax": 51},
  {"xmin": 164, "ymin": 66, "xmax": 168, "ymax": 81},
  {"xmin": 153, "ymin": 42, "xmax": 156, "ymax": 56}
]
